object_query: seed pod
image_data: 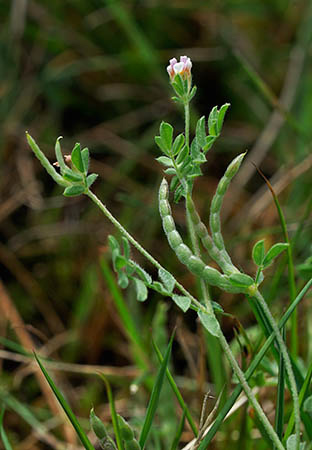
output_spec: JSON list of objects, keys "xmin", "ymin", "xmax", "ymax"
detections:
[
  {"xmin": 167, "ymin": 230, "xmax": 183, "ymax": 248},
  {"xmin": 162, "ymin": 215, "xmax": 176, "ymax": 233},
  {"xmin": 159, "ymin": 198, "xmax": 171, "ymax": 217},
  {"xmin": 90, "ymin": 408, "xmax": 108, "ymax": 440},
  {"xmin": 124, "ymin": 439, "xmax": 141, "ymax": 450},
  {"xmin": 158, "ymin": 179, "xmax": 244, "ymax": 293},
  {"xmin": 209, "ymin": 153, "xmax": 246, "ymax": 262},
  {"xmin": 186, "ymin": 196, "xmax": 236, "ymax": 275},
  {"xmin": 99, "ymin": 436, "xmax": 118, "ymax": 450},
  {"xmin": 117, "ymin": 415, "xmax": 134, "ymax": 441}
]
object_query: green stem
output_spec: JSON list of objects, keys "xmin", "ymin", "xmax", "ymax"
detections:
[
  {"xmin": 218, "ymin": 332, "xmax": 285, "ymax": 450},
  {"xmin": 185, "ymin": 193, "xmax": 212, "ymax": 313},
  {"xmin": 85, "ymin": 189, "xmax": 203, "ymax": 312},
  {"xmin": 254, "ymin": 290, "xmax": 300, "ymax": 449},
  {"xmin": 184, "ymin": 101, "xmax": 190, "ymax": 149}
]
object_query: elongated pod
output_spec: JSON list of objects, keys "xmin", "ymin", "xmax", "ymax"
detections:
[
  {"xmin": 186, "ymin": 195, "xmax": 239, "ymax": 276},
  {"xmin": 159, "ymin": 178, "xmax": 243, "ymax": 294},
  {"xmin": 209, "ymin": 153, "xmax": 246, "ymax": 260}
]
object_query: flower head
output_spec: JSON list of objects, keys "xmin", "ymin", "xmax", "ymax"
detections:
[{"xmin": 167, "ymin": 55, "xmax": 192, "ymax": 81}]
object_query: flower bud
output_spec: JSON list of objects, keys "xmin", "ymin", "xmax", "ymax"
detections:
[{"xmin": 166, "ymin": 55, "xmax": 192, "ymax": 81}]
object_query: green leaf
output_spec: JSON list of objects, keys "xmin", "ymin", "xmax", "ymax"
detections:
[
  {"xmin": 63, "ymin": 185, "xmax": 85, "ymax": 197},
  {"xmin": 176, "ymin": 145, "xmax": 189, "ymax": 165},
  {"xmin": 198, "ymin": 311, "xmax": 221, "ymax": 337},
  {"xmin": 81, "ymin": 147, "xmax": 90, "ymax": 174},
  {"xmin": 134, "ymin": 278, "xmax": 148, "ymax": 302},
  {"xmin": 189, "ymin": 85, "xmax": 197, "ymax": 101},
  {"xmin": 303, "ymin": 396, "xmax": 312, "ymax": 413},
  {"xmin": 86, "ymin": 173, "xmax": 98, "ymax": 188},
  {"xmin": 170, "ymin": 175, "xmax": 179, "ymax": 192},
  {"xmin": 139, "ymin": 332, "xmax": 174, "ymax": 448},
  {"xmin": 55, "ymin": 136, "xmax": 67, "ymax": 172},
  {"xmin": 172, "ymin": 295, "xmax": 191, "ymax": 312},
  {"xmin": 229, "ymin": 273, "xmax": 255, "ymax": 288},
  {"xmin": 122, "ymin": 237, "xmax": 130, "ymax": 260},
  {"xmin": 114, "ymin": 255, "xmax": 127, "ymax": 271},
  {"xmin": 117, "ymin": 271, "xmax": 129, "ymax": 289},
  {"xmin": 152, "ymin": 281, "xmax": 169, "ymax": 295},
  {"xmin": 155, "ymin": 136, "xmax": 168, "ymax": 154},
  {"xmin": 212, "ymin": 301, "xmax": 224, "ymax": 314},
  {"xmin": 158, "ymin": 268, "xmax": 175, "ymax": 293},
  {"xmin": 172, "ymin": 134, "xmax": 185, "ymax": 156},
  {"xmin": 217, "ymin": 103, "xmax": 230, "ymax": 134},
  {"xmin": 34, "ymin": 353, "xmax": 95, "ymax": 450},
  {"xmin": 171, "ymin": 74, "xmax": 184, "ymax": 97},
  {"xmin": 131, "ymin": 261, "xmax": 152, "ymax": 284},
  {"xmin": 263, "ymin": 243, "xmax": 289, "ymax": 268},
  {"xmin": 156, "ymin": 156, "xmax": 173, "ymax": 167},
  {"xmin": 160, "ymin": 122, "xmax": 173, "ymax": 151},
  {"xmin": 208, "ymin": 106, "xmax": 218, "ymax": 136},
  {"xmin": 252, "ymin": 239, "xmax": 265, "ymax": 266},
  {"xmin": 98, "ymin": 375, "xmax": 123, "ymax": 450},
  {"xmin": 0, "ymin": 408, "xmax": 13, "ymax": 450},
  {"xmin": 63, "ymin": 167, "xmax": 84, "ymax": 182},
  {"xmin": 196, "ymin": 116, "xmax": 206, "ymax": 148},
  {"xmin": 173, "ymin": 184, "xmax": 185, "ymax": 203},
  {"xmin": 71, "ymin": 143, "xmax": 84, "ymax": 172},
  {"xmin": 108, "ymin": 235, "xmax": 120, "ymax": 253},
  {"xmin": 164, "ymin": 168, "xmax": 177, "ymax": 175},
  {"xmin": 203, "ymin": 135, "xmax": 217, "ymax": 152}
]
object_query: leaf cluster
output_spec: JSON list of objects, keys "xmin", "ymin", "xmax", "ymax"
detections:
[
  {"xmin": 155, "ymin": 104, "xmax": 230, "ymax": 202},
  {"xmin": 252, "ymin": 240, "xmax": 289, "ymax": 285},
  {"xmin": 108, "ymin": 235, "xmax": 224, "ymax": 316}
]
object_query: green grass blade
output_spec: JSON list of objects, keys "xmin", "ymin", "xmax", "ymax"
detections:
[
  {"xmin": 0, "ymin": 392, "xmax": 49, "ymax": 438},
  {"xmin": 98, "ymin": 375, "xmax": 124, "ymax": 450},
  {"xmin": 34, "ymin": 353, "xmax": 95, "ymax": 450},
  {"xmin": 100, "ymin": 257, "xmax": 149, "ymax": 372},
  {"xmin": 284, "ymin": 359, "xmax": 312, "ymax": 442},
  {"xmin": 139, "ymin": 331, "xmax": 175, "ymax": 449},
  {"xmin": 105, "ymin": 0, "xmax": 160, "ymax": 76},
  {"xmin": 170, "ymin": 410, "xmax": 186, "ymax": 450},
  {"xmin": 0, "ymin": 407, "xmax": 13, "ymax": 450},
  {"xmin": 197, "ymin": 278, "xmax": 312, "ymax": 449},
  {"xmin": 255, "ymin": 166, "xmax": 298, "ymax": 356},
  {"xmin": 275, "ymin": 327, "xmax": 286, "ymax": 444},
  {"xmin": 152, "ymin": 338, "xmax": 198, "ymax": 437}
]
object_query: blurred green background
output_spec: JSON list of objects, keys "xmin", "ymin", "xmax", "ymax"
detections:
[{"xmin": 1, "ymin": 0, "xmax": 312, "ymax": 448}]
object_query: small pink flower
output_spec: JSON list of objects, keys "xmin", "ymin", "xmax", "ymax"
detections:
[{"xmin": 167, "ymin": 56, "xmax": 192, "ymax": 81}]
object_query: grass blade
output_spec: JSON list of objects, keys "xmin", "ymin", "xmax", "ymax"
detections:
[
  {"xmin": 197, "ymin": 278, "xmax": 312, "ymax": 449},
  {"xmin": 98, "ymin": 375, "xmax": 124, "ymax": 450},
  {"xmin": 254, "ymin": 165, "xmax": 297, "ymax": 356},
  {"xmin": 34, "ymin": 353, "xmax": 95, "ymax": 450},
  {"xmin": 139, "ymin": 331, "xmax": 175, "ymax": 449},
  {"xmin": 100, "ymin": 257, "xmax": 149, "ymax": 372},
  {"xmin": 0, "ymin": 407, "xmax": 13, "ymax": 450},
  {"xmin": 152, "ymin": 338, "xmax": 198, "ymax": 437},
  {"xmin": 170, "ymin": 410, "xmax": 186, "ymax": 450}
]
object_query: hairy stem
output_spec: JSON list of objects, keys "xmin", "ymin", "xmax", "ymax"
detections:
[
  {"xmin": 86, "ymin": 189, "xmax": 204, "ymax": 312},
  {"xmin": 218, "ymin": 331, "xmax": 285, "ymax": 450},
  {"xmin": 254, "ymin": 290, "xmax": 300, "ymax": 448}
]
